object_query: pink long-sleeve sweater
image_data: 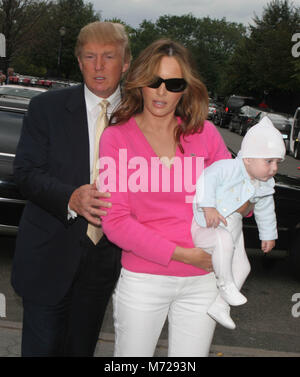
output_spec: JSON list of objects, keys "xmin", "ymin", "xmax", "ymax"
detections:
[{"xmin": 99, "ymin": 117, "xmax": 231, "ymax": 276}]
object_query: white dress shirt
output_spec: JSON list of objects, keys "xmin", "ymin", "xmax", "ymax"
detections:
[
  {"xmin": 68, "ymin": 84, "xmax": 122, "ymax": 220},
  {"xmin": 84, "ymin": 84, "xmax": 122, "ymax": 183}
]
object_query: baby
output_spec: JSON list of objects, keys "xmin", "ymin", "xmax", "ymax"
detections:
[{"xmin": 192, "ymin": 116, "xmax": 286, "ymax": 329}]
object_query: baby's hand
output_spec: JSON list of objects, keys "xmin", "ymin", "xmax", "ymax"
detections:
[
  {"xmin": 261, "ymin": 240, "xmax": 275, "ymax": 253},
  {"xmin": 203, "ymin": 207, "xmax": 227, "ymax": 228}
]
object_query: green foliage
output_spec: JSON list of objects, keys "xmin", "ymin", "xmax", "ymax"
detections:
[
  {"xmin": 224, "ymin": 0, "xmax": 300, "ymax": 112},
  {"xmin": 0, "ymin": 0, "xmax": 298, "ymax": 112}
]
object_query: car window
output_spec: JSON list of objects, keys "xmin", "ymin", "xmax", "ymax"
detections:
[
  {"xmin": 0, "ymin": 110, "xmax": 24, "ymax": 154},
  {"xmin": 227, "ymin": 97, "xmax": 245, "ymax": 109},
  {"xmin": 248, "ymin": 107, "xmax": 261, "ymax": 117},
  {"xmin": 239, "ymin": 106, "xmax": 248, "ymax": 115}
]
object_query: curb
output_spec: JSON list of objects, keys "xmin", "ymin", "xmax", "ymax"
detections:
[{"xmin": 1, "ymin": 320, "xmax": 300, "ymax": 357}]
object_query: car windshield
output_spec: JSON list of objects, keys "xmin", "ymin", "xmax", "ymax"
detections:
[
  {"xmin": 227, "ymin": 97, "xmax": 245, "ymax": 108},
  {"xmin": 0, "ymin": 110, "xmax": 24, "ymax": 154},
  {"xmin": 0, "ymin": 86, "xmax": 42, "ymax": 99},
  {"xmin": 248, "ymin": 107, "xmax": 261, "ymax": 117}
]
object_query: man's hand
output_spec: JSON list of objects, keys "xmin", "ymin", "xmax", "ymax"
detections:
[
  {"xmin": 261, "ymin": 240, "xmax": 275, "ymax": 253},
  {"xmin": 69, "ymin": 183, "xmax": 111, "ymax": 225},
  {"xmin": 203, "ymin": 207, "xmax": 227, "ymax": 228}
]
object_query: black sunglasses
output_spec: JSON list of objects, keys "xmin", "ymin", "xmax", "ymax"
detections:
[{"xmin": 148, "ymin": 76, "xmax": 187, "ymax": 92}]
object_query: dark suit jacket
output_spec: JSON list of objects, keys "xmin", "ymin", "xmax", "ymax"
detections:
[{"xmin": 12, "ymin": 84, "xmax": 92, "ymax": 305}]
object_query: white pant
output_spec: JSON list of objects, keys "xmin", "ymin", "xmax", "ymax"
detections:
[
  {"xmin": 191, "ymin": 212, "xmax": 251, "ymax": 308},
  {"xmin": 113, "ymin": 268, "xmax": 219, "ymax": 357}
]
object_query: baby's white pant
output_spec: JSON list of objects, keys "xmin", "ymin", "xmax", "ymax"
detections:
[{"xmin": 191, "ymin": 212, "xmax": 251, "ymax": 303}]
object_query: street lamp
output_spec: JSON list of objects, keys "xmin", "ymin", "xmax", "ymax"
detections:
[{"xmin": 57, "ymin": 26, "xmax": 66, "ymax": 78}]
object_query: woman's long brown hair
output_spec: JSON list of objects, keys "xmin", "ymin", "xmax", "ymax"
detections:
[{"xmin": 111, "ymin": 39, "xmax": 209, "ymax": 148}]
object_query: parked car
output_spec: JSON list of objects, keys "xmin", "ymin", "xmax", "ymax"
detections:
[
  {"xmin": 0, "ymin": 98, "xmax": 27, "ymax": 236},
  {"xmin": 289, "ymin": 107, "xmax": 300, "ymax": 159},
  {"xmin": 228, "ymin": 106, "xmax": 264, "ymax": 135},
  {"xmin": 0, "ymin": 84, "xmax": 46, "ymax": 101},
  {"xmin": 244, "ymin": 111, "xmax": 292, "ymax": 151},
  {"xmin": 218, "ymin": 95, "xmax": 258, "ymax": 128},
  {"xmin": 207, "ymin": 100, "xmax": 218, "ymax": 120}
]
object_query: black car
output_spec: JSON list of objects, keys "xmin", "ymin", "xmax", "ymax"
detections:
[
  {"xmin": 228, "ymin": 105, "xmax": 263, "ymax": 136},
  {"xmin": 0, "ymin": 98, "xmax": 28, "ymax": 236},
  {"xmin": 244, "ymin": 111, "xmax": 292, "ymax": 151},
  {"xmin": 217, "ymin": 95, "xmax": 258, "ymax": 128}
]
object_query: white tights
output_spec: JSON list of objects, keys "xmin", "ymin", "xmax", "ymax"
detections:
[{"xmin": 191, "ymin": 212, "xmax": 251, "ymax": 311}]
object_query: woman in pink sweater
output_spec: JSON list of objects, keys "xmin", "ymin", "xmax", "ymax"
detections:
[{"xmin": 99, "ymin": 39, "xmax": 231, "ymax": 357}]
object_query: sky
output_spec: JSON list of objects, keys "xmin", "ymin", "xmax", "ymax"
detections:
[{"xmin": 91, "ymin": 0, "xmax": 300, "ymax": 28}]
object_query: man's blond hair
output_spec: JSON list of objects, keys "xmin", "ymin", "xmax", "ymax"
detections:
[{"xmin": 75, "ymin": 21, "xmax": 131, "ymax": 63}]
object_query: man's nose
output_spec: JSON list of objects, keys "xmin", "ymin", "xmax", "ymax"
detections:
[{"xmin": 95, "ymin": 56, "xmax": 104, "ymax": 70}]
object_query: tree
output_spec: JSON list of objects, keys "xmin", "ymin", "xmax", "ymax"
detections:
[
  {"xmin": 0, "ymin": 0, "xmax": 50, "ymax": 74},
  {"xmin": 21, "ymin": 0, "xmax": 100, "ymax": 79},
  {"xmin": 130, "ymin": 14, "xmax": 245, "ymax": 95},
  {"xmin": 225, "ymin": 0, "xmax": 300, "ymax": 112}
]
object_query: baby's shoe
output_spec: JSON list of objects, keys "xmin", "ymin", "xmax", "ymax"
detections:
[
  {"xmin": 207, "ymin": 303, "xmax": 236, "ymax": 330},
  {"xmin": 217, "ymin": 281, "xmax": 247, "ymax": 306}
]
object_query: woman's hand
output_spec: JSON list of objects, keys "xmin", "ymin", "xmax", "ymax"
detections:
[{"xmin": 172, "ymin": 246, "xmax": 213, "ymax": 272}]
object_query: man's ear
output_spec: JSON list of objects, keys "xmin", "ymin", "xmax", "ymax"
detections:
[
  {"xmin": 77, "ymin": 56, "xmax": 83, "ymax": 72},
  {"xmin": 122, "ymin": 60, "xmax": 130, "ymax": 74}
]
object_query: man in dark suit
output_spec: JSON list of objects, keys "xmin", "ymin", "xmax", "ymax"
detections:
[{"xmin": 11, "ymin": 21, "xmax": 131, "ymax": 357}]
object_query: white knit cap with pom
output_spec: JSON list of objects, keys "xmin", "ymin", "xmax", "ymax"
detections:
[{"xmin": 240, "ymin": 116, "xmax": 286, "ymax": 160}]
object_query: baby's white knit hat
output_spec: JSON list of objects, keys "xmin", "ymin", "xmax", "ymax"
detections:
[{"xmin": 240, "ymin": 116, "xmax": 286, "ymax": 160}]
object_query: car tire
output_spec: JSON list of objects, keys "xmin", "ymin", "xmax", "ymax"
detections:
[
  {"xmin": 213, "ymin": 115, "xmax": 220, "ymax": 126},
  {"xmin": 289, "ymin": 229, "xmax": 300, "ymax": 281},
  {"xmin": 284, "ymin": 139, "xmax": 289, "ymax": 154},
  {"xmin": 294, "ymin": 143, "xmax": 300, "ymax": 160}
]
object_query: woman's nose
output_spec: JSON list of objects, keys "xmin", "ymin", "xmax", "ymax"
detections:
[{"xmin": 156, "ymin": 83, "xmax": 167, "ymax": 95}]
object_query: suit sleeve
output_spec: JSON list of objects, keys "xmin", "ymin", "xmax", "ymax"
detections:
[{"xmin": 13, "ymin": 96, "xmax": 76, "ymax": 225}]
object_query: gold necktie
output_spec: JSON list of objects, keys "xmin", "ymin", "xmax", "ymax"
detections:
[{"xmin": 87, "ymin": 100, "xmax": 109, "ymax": 245}]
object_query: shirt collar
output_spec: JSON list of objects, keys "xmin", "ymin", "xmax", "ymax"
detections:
[{"xmin": 84, "ymin": 84, "xmax": 121, "ymax": 115}]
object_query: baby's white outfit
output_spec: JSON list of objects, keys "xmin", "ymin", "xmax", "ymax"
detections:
[
  {"xmin": 192, "ymin": 156, "xmax": 277, "ymax": 329},
  {"xmin": 191, "ymin": 116, "xmax": 285, "ymax": 329}
]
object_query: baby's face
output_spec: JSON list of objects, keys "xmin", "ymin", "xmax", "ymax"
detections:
[{"xmin": 244, "ymin": 158, "xmax": 281, "ymax": 181}]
